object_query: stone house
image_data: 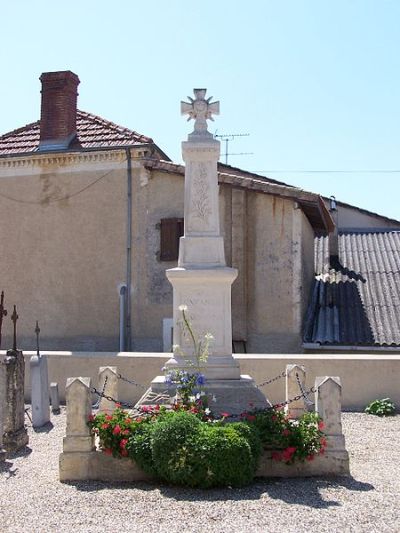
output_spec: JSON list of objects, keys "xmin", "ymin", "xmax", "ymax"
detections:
[{"xmin": 0, "ymin": 71, "xmax": 399, "ymax": 354}]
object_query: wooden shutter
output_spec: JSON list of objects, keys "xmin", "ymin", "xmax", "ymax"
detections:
[{"xmin": 160, "ymin": 218, "xmax": 184, "ymax": 261}]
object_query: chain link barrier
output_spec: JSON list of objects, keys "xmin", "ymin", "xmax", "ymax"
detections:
[
  {"xmin": 92, "ymin": 376, "xmax": 108, "ymax": 409},
  {"xmin": 257, "ymin": 370, "xmax": 287, "ymax": 389},
  {"xmin": 295, "ymin": 372, "xmax": 314, "ymax": 406},
  {"xmin": 117, "ymin": 373, "xmax": 148, "ymax": 390}
]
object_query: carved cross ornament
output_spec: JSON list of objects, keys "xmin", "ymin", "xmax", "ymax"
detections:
[{"xmin": 181, "ymin": 89, "xmax": 219, "ymax": 135}]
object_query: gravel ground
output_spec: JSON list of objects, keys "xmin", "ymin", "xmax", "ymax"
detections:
[{"xmin": 1, "ymin": 409, "xmax": 399, "ymax": 533}]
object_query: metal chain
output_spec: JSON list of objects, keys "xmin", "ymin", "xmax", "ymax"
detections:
[
  {"xmin": 295, "ymin": 372, "xmax": 314, "ymax": 406},
  {"xmin": 257, "ymin": 370, "xmax": 287, "ymax": 389},
  {"xmin": 92, "ymin": 376, "xmax": 108, "ymax": 409},
  {"xmin": 91, "ymin": 387, "xmax": 137, "ymax": 410},
  {"xmin": 117, "ymin": 373, "xmax": 148, "ymax": 390},
  {"xmin": 271, "ymin": 385, "xmax": 317, "ymax": 411}
]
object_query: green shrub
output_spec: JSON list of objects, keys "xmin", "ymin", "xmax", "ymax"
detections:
[
  {"xmin": 365, "ymin": 398, "xmax": 396, "ymax": 417},
  {"xmin": 149, "ymin": 411, "xmax": 261, "ymax": 488}
]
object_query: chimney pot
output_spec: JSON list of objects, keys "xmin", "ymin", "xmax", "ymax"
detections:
[{"xmin": 38, "ymin": 71, "xmax": 80, "ymax": 151}]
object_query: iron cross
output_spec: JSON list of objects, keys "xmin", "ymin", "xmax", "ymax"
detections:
[
  {"xmin": 11, "ymin": 305, "xmax": 18, "ymax": 351},
  {"xmin": 0, "ymin": 291, "xmax": 7, "ymax": 350},
  {"xmin": 35, "ymin": 321, "xmax": 40, "ymax": 356}
]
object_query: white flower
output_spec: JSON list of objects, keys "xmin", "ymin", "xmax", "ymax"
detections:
[
  {"xmin": 178, "ymin": 304, "xmax": 188, "ymax": 312},
  {"xmin": 200, "ymin": 391, "xmax": 206, "ymax": 397},
  {"xmin": 205, "ymin": 408, "xmax": 211, "ymax": 415},
  {"xmin": 189, "ymin": 396, "xmax": 196, "ymax": 403},
  {"xmin": 196, "ymin": 393, "xmax": 201, "ymax": 400}
]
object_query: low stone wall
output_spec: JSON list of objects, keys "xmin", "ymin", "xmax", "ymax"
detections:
[
  {"xmin": 59, "ymin": 368, "xmax": 350, "ymax": 482},
  {"xmin": 8, "ymin": 350, "xmax": 399, "ymax": 411}
]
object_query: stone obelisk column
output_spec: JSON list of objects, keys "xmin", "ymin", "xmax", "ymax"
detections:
[{"xmin": 165, "ymin": 89, "xmax": 240, "ymax": 380}]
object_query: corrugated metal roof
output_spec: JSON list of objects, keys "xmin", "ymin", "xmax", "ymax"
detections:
[
  {"xmin": 0, "ymin": 110, "xmax": 153, "ymax": 155},
  {"xmin": 304, "ymin": 231, "xmax": 400, "ymax": 346}
]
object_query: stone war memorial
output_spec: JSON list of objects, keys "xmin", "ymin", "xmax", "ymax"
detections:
[{"xmin": 59, "ymin": 89, "xmax": 350, "ymax": 484}]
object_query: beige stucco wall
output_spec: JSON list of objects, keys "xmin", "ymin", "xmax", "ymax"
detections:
[
  {"xmin": 0, "ymin": 152, "xmax": 129, "ymax": 351},
  {"xmin": 0, "ymin": 152, "xmax": 317, "ymax": 354},
  {"xmin": 323, "ymin": 200, "xmax": 400, "ymax": 230},
  {"xmin": 20, "ymin": 351, "xmax": 400, "ymax": 411}
]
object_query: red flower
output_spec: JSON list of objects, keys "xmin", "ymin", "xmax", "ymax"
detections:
[
  {"xmin": 103, "ymin": 448, "xmax": 112, "ymax": 456},
  {"xmin": 307, "ymin": 454, "xmax": 315, "ymax": 462},
  {"xmin": 190, "ymin": 407, "xmax": 199, "ymax": 414},
  {"xmin": 220, "ymin": 412, "xmax": 230, "ymax": 418},
  {"xmin": 123, "ymin": 429, "xmax": 130, "ymax": 435},
  {"xmin": 282, "ymin": 429, "xmax": 290, "ymax": 437},
  {"xmin": 272, "ymin": 416, "xmax": 278, "ymax": 422},
  {"xmin": 155, "ymin": 404, "xmax": 160, "ymax": 411},
  {"xmin": 318, "ymin": 421, "xmax": 325, "ymax": 431},
  {"xmin": 113, "ymin": 425, "xmax": 121, "ymax": 435},
  {"xmin": 101, "ymin": 423, "xmax": 109, "ymax": 430},
  {"xmin": 136, "ymin": 417, "xmax": 143, "ymax": 423},
  {"xmin": 320, "ymin": 437, "xmax": 327, "ymax": 448},
  {"xmin": 88, "ymin": 414, "xmax": 95, "ymax": 422},
  {"xmin": 106, "ymin": 414, "xmax": 113, "ymax": 421},
  {"xmin": 120, "ymin": 438, "xmax": 128, "ymax": 449},
  {"xmin": 125, "ymin": 418, "xmax": 132, "ymax": 424},
  {"xmin": 282, "ymin": 447, "xmax": 296, "ymax": 462},
  {"xmin": 115, "ymin": 403, "xmax": 122, "ymax": 408},
  {"xmin": 246, "ymin": 414, "xmax": 256, "ymax": 422}
]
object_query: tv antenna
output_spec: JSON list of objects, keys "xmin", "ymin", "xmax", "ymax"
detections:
[{"xmin": 214, "ymin": 132, "xmax": 253, "ymax": 165}]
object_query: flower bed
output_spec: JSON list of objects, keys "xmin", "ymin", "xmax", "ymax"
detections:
[{"xmin": 88, "ymin": 403, "xmax": 327, "ymax": 488}]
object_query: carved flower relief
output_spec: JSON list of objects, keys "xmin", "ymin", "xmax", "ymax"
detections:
[{"xmin": 189, "ymin": 162, "xmax": 212, "ymax": 229}]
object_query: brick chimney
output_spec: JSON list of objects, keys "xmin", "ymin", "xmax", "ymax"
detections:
[{"xmin": 38, "ymin": 71, "xmax": 80, "ymax": 151}]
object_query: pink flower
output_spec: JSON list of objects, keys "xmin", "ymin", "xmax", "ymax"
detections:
[
  {"xmin": 113, "ymin": 425, "xmax": 121, "ymax": 435},
  {"xmin": 119, "ymin": 438, "xmax": 128, "ymax": 449},
  {"xmin": 125, "ymin": 418, "xmax": 132, "ymax": 424},
  {"xmin": 282, "ymin": 447, "xmax": 296, "ymax": 462},
  {"xmin": 123, "ymin": 429, "xmax": 130, "ymax": 436},
  {"xmin": 318, "ymin": 421, "xmax": 325, "ymax": 431},
  {"xmin": 101, "ymin": 423, "xmax": 109, "ymax": 430},
  {"xmin": 106, "ymin": 414, "xmax": 113, "ymax": 421},
  {"xmin": 115, "ymin": 403, "xmax": 122, "ymax": 408},
  {"xmin": 88, "ymin": 414, "xmax": 95, "ymax": 422},
  {"xmin": 282, "ymin": 429, "xmax": 290, "ymax": 437},
  {"xmin": 320, "ymin": 437, "xmax": 327, "ymax": 448},
  {"xmin": 220, "ymin": 412, "xmax": 230, "ymax": 418}
]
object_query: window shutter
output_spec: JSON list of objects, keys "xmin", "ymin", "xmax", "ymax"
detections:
[{"xmin": 160, "ymin": 218, "xmax": 184, "ymax": 261}]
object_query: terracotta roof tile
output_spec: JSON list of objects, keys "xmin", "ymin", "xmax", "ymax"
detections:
[{"xmin": 0, "ymin": 110, "xmax": 153, "ymax": 155}]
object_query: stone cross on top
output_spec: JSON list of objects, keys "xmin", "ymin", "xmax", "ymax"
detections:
[{"xmin": 181, "ymin": 89, "xmax": 219, "ymax": 137}]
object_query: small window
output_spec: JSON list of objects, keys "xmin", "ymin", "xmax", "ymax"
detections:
[{"xmin": 160, "ymin": 218, "xmax": 184, "ymax": 261}]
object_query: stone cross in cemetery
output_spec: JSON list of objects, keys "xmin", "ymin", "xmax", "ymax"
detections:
[
  {"xmin": 139, "ymin": 89, "xmax": 269, "ymax": 414},
  {"xmin": 0, "ymin": 291, "xmax": 8, "ymax": 349},
  {"xmin": 3, "ymin": 306, "xmax": 28, "ymax": 452},
  {"xmin": 30, "ymin": 322, "xmax": 50, "ymax": 428}
]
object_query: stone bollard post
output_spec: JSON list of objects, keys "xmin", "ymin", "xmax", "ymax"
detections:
[
  {"xmin": 63, "ymin": 377, "xmax": 94, "ymax": 453},
  {"xmin": 50, "ymin": 382, "xmax": 60, "ymax": 414},
  {"xmin": 285, "ymin": 364, "xmax": 306, "ymax": 419},
  {"xmin": 59, "ymin": 377, "xmax": 95, "ymax": 481},
  {"xmin": 314, "ymin": 376, "xmax": 349, "ymax": 472},
  {"xmin": 0, "ymin": 355, "xmax": 6, "ymax": 461},
  {"xmin": 30, "ymin": 354, "xmax": 50, "ymax": 428},
  {"xmin": 98, "ymin": 366, "xmax": 118, "ymax": 414},
  {"xmin": 3, "ymin": 350, "xmax": 28, "ymax": 453}
]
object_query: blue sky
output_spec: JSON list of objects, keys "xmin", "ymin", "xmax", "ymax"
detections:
[{"xmin": 1, "ymin": 1, "xmax": 399, "ymax": 221}]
